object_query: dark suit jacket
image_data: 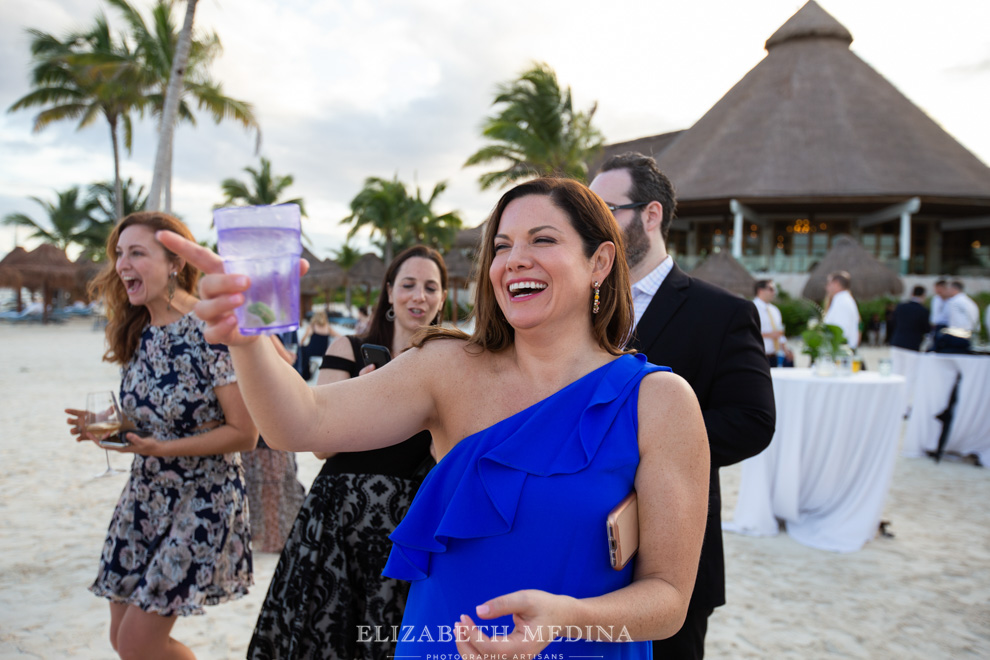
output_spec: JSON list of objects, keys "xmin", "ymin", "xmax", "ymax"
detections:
[
  {"xmin": 631, "ymin": 263, "xmax": 775, "ymax": 612},
  {"xmin": 890, "ymin": 300, "xmax": 930, "ymax": 351}
]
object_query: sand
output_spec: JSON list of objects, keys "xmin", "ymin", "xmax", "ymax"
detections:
[{"xmin": 1, "ymin": 319, "xmax": 988, "ymax": 659}]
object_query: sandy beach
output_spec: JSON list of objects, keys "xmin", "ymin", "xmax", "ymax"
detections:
[{"xmin": 1, "ymin": 318, "xmax": 988, "ymax": 659}]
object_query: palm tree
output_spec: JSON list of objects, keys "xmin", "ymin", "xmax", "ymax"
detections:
[
  {"xmin": 8, "ymin": 16, "xmax": 147, "ymax": 219},
  {"xmin": 332, "ymin": 242, "xmax": 362, "ymax": 312},
  {"xmin": 77, "ymin": 178, "xmax": 149, "ymax": 260},
  {"xmin": 341, "ymin": 176, "xmax": 414, "ymax": 265},
  {"xmin": 464, "ymin": 62, "xmax": 604, "ymax": 190},
  {"xmin": 3, "ymin": 187, "xmax": 97, "ymax": 251},
  {"xmin": 219, "ymin": 157, "xmax": 306, "ymax": 214},
  {"xmin": 404, "ymin": 181, "xmax": 463, "ymax": 253},
  {"xmin": 109, "ymin": 0, "xmax": 259, "ymax": 212}
]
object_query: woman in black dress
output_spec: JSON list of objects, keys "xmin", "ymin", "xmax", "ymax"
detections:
[{"xmin": 247, "ymin": 245, "xmax": 447, "ymax": 659}]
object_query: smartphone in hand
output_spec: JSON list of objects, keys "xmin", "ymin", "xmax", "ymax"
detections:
[{"xmin": 360, "ymin": 343, "xmax": 392, "ymax": 369}]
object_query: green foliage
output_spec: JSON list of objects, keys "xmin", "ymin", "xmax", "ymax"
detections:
[
  {"xmin": 341, "ymin": 175, "xmax": 462, "ymax": 263},
  {"xmin": 3, "ymin": 187, "xmax": 97, "ymax": 252},
  {"xmin": 775, "ymin": 291, "xmax": 819, "ymax": 337},
  {"xmin": 464, "ymin": 62, "xmax": 604, "ymax": 190},
  {"xmin": 801, "ymin": 323, "xmax": 847, "ymax": 361},
  {"xmin": 108, "ymin": 0, "xmax": 260, "ymax": 143},
  {"xmin": 219, "ymin": 156, "xmax": 306, "ymax": 215},
  {"xmin": 857, "ymin": 296, "xmax": 898, "ymax": 328}
]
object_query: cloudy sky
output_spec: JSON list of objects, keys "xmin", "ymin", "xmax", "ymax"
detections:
[{"xmin": 1, "ymin": 0, "xmax": 988, "ymax": 259}]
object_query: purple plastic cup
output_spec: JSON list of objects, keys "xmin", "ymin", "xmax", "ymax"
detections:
[{"xmin": 214, "ymin": 204, "xmax": 302, "ymax": 336}]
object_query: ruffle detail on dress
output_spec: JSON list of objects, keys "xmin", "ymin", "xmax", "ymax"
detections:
[{"xmin": 383, "ymin": 353, "xmax": 668, "ymax": 581}]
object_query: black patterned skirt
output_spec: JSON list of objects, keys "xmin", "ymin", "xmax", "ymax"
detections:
[{"xmin": 247, "ymin": 469, "xmax": 423, "ymax": 660}]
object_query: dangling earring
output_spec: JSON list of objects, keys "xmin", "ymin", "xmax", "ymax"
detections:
[
  {"xmin": 386, "ymin": 306, "xmax": 395, "ymax": 322},
  {"xmin": 167, "ymin": 272, "xmax": 177, "ymax": 310},
  {"xmin": 592, "ymin": 281, "xmax": 600, "ymax": 314}
]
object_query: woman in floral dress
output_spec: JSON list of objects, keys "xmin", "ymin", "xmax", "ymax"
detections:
[{"xmin": 66, "ymin": 211, "xmax": 258, "ymax": 659}]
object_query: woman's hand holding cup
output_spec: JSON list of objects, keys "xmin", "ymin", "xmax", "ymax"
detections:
[{"xmin": 156, "ymin": 230, "xmax": 309, "ymax": 346}]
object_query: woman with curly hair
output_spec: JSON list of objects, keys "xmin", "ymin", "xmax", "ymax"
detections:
[{"xmin": 66, "ymin": 211, "xmax": 257, "ymax": 659}]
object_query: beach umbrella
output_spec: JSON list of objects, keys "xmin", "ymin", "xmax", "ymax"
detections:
[
  {"xmin": 348, "ymin": 253, "xmax": 386, "ymax": 304},
  {"xmin": 0, "ymin": 247, "xmax": 29, "ymax": 311},
  {"xmin": 73, "ymin": 257, "xmax": 104, "ymax": 303},
  {"xmin": 689, "ymin": 251, "xmax": 756, "ymax": 299},
  {"xmin": 802, "ymin": 234, "xmax": 904, "ymax": 301},
  {"xmin": 13, "ymin": 244, "xmax": 77, "ymax": 323},
  {"xmin": 442, "ymin": 249, "xmax": 478, "ymax": 323},
  {"xmin": 454, "ymin": 223, "xmax": 485, "ymax": 250}
]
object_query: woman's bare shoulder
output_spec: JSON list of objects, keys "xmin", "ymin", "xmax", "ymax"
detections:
[
  {"xmin": 327, "ymin": 334, "xmax": 357, "ymax": 360},
  {"xmin": 637, "ymin": 370, "xmax": 707, "ymax": 453}
]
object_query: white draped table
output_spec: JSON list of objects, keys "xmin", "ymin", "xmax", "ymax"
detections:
[
  {"xmin": 724, "ymin": 368, "xmax": 905, "ymax": 552},
  {"xmin": 901, "ymin": 352, "xmax": 990, "ymax": 466}
]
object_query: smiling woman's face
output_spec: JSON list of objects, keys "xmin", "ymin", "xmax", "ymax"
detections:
[
  {"xmin": 489, "ymin": 194, "xmax": 596, "ymax": 331},
  {"xmin": 387, "ymin": 256, "xmax": 445, "ymax": 333},
  {"xmin": 115, "ymin": 224, "xmax": 175, "ymax": 309}
]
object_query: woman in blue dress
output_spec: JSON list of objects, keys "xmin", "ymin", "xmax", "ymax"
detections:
[
  {"xmin": 68, "ymin": 211, "xmax": 258, "ymax": 659},
  {"xmin": 163, "ymin": 177, "xmax": 710, "ymax": 659}
]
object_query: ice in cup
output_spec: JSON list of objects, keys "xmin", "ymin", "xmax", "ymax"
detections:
[{"xmin": 214, "ymin": 203, "xmax": 302, "ymax": 335}]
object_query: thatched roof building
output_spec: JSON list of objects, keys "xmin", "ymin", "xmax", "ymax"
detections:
[
  {"xmin": 689, "ymin": 252, "xmax": 757, "ymax": 299},
  {"xmin": 802, "ymin": 235, "xmax": 904, "ymax": 301},
  {"xmin": 594, "ymin": 1, "xmax": 990, "ymax": 277}
]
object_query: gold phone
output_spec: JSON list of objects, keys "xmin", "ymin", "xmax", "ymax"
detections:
[{"xmin": 606, "ymin": 491, "xmax": 639, "ymax": 570}]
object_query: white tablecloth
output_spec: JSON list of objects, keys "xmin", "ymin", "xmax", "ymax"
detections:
[
  {"xmin": 901, "ymin": 352, "xmax": 990, "ymax": 466},
  {"xmin": 724, "ymin": 368, "xmax": 905, "ymax": 552}
]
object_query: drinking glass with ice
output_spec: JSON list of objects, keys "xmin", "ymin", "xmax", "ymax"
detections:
[{"xmin": 214, "ymin": 203, "xmax": 302, "ymax": 335}]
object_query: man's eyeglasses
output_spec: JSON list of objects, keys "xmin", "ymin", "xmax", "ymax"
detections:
[{"xmin": 605, "ymin": 201, "xmax": 648, "ymax": 213}]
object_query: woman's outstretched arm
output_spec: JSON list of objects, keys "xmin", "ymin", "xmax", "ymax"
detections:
[{"xmin": 157, "ymin": 230, "xmax": 439, "ymax": 454}]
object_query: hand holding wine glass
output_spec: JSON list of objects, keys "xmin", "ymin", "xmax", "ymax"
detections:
[{"xmin": 76, "ymin": 391, "xmax": 126, "ymax": 478}]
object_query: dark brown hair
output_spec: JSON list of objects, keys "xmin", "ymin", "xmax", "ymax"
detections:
[
  {"xmin": 598, "ymin": 152, "xmax": 677, "ymax": 242},
  {"xmin": 89, "ymin": 212, "xmax": 199, "ymax": 365},
  {"xmin": 827, "ymin": 270, "xmax": 851, "ymax": 290},
  {"xmin": 362, "ymin": 245, "xmax": 448, "ymax": 349},
  {"xmin": 415, "ymin": 177, "xmax": 633, "ymax": 355}
]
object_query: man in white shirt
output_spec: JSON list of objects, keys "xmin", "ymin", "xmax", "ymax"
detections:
[
  {"xmin": 945, "ymin": 281, "xmax": 980, "ymax": 333},
  {"xmin": 930, "ymin": 279, "xmax": 950, "ymax": 330},
  {"xmin": 934, "ymin": 281, "xmax": 980, "ymax": 353},
  {"xmin": 823, "ymin": 271, "xmax": 860, "ymax": 349},
  {"xmin": 753, "ymin": 279, "xmax": 793, "ymax": 367}
]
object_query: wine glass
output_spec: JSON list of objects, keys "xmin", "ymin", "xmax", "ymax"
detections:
[{"xmin": 85, "ymin": 391, "xmax": 125, "ymax": 478}]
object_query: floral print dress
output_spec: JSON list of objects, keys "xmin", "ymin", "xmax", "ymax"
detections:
[{"xmin": 89, "ymin": 313, "xmax": 253, "ymax": 616}]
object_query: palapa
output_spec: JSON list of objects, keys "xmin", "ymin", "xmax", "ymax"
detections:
[
  {"xmin": 595, "ymin": 0, "xmax": 990, "ymax": 227},
  {"xmin": 347, "ymin": 252, "xmax": 386, "ymax": 304},
  {"xmin": 10, "ymin": 244, "xmax": 77, "ymax": 323},
  {"xmin": 802, "ymin": 235, "xmax": 904, "ymax": 301},
  {"xmin": 301, "ymin": 259, "xmax": 345, "ymax": 296},
  {"xmin": 73, "ymin": 257, "xmax": 105, "ymax": 303},
  {"xmin": 441, "ymin": 249, "xmax": 478, "ymax": 323},
  {"xmin": 454, "ymin": 223, "xmax": 485, "ymax": 250},
  {"xmin": 0, "ymin": 247, "xmax": 29, "ymax": 311},
  {"xmin": 688, "ymin": 251, "xmax": 756, "ymax": 299}
]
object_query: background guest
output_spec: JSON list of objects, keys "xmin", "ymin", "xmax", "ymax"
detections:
[
  {"xmin": 752, "ymin": 279, "xmax": 793, "ymax": 367},
  {"xmin": 299, "ymin": 309, "xmax": 339, "ymax": 381},
  {"xmin": 590, "ymin": 153, "xmax": 774, "ymax": 659},
  {"xmin": 890, "ymin": 286, "xmax": 931, "ymax": 352},
  {"xmin": 247, "ymin": 245, "xmax": 445, "ymax": 660},
  {"xmin": 823, "ymin": 271, "xmax": 860, "ymax": 349},
  {"xmin": 66, "ymin": 211, "xmax": 256, "ymax": 659}
]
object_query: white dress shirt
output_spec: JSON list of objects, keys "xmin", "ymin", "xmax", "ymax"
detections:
[
  {"xmin": 753, "ymin": 297, "xmax": 786, "ymax": 354},
  {"xmin": 945, "ymin": 293, "xmax": 980, "ymax": 332},
  {"xmin": 823, "ymin": 289, "xmax": 861, "ymax": 349},
  {"xmin": 930, "ymin": 295, "xmax": 948, "ymax": 326},
  {"xmin": 631, "ymin": 256, "xmax": 673, "ymax": 330}
]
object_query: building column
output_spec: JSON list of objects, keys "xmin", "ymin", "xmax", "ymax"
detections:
[
  {"xmin": 899, "ymin": 212, "xmax": 912, "ymax": 275},
  {"xmin": 732, "ymin": 208, "xmax": 743, "ymax": 258}
]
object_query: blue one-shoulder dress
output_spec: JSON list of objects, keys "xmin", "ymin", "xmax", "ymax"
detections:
[{"xmin": 383, "ymin": 353, "xmax": 667, "ymax": 658}]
